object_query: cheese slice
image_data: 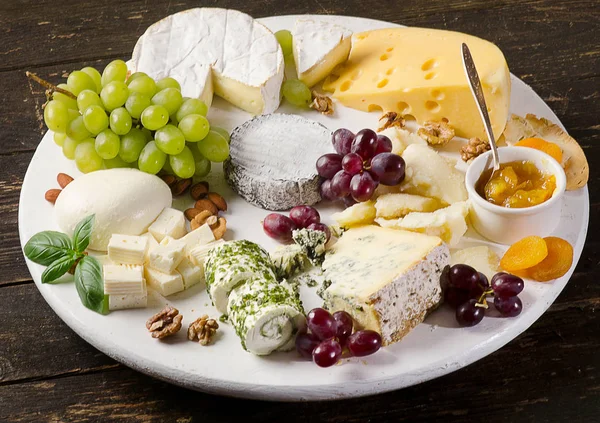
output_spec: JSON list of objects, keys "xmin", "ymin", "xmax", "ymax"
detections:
[
  {"xmin": 292, "ymin": 18, "xmax": 352, "ymax": 87},
  {"xmin": 323, "ymin": 27, "xmax": 511, "ymax": 140},
  {"xmin": 130, "ymin": 8, "xmax": 284, "ymax": 115},
  {"xmin": 379, "ymin": 127, "xmax": 427, "ymax": 155},
  {"xmin": 375, "ymin": 193, "xmax": 440, "ymax": 219},
  {"xmin": 322, "ymin": 226, "xmax": 449, "ymax": 345},
  {"xmin": 451, "ymin": 246, "xmax": 500, "ymax": 281},
  {"xmin": 103, "ymin": 264, "xmax": 145, "ymax": 295},
  {"xmin": 148, "ymin": 208, "xmax": 186, "ymax": 242},
  {"xmin": 107, "ymin": 234, "xmax": 148, "ymax": 265},
  {"xmin": 109, "ymin": 284, "xmax": 148, "ymax": 311}
]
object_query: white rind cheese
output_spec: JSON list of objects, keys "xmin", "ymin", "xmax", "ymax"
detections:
[
  {"xmin": 322, "ymin": 226, "xmax": 449, "ymax": 345},
  {"xmin": 224, "ymin": 114, "xmax": 332, "ymax": 210},
  {"xmin": 292, "ymin": 18, "xmax": 352, "ymax": 87},
  {"xmin": 130, "ymin": 8, "xmax": 284, "ymax": 115}
]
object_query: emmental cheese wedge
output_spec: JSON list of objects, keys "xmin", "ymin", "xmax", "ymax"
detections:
[
  {"xmin": 323, "ymin": 27, "xmax": 511, "ymax": 140},
  {"xmin": 322, "ymin": 226, "xmax": 449, "ymax": 345}
]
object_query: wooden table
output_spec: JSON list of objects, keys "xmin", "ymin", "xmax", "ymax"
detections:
[{"xmin": 1, "ymin": 0, "xmax": 598, "ymax": 421}]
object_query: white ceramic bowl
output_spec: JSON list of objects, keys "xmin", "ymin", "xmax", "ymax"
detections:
[{"xmin": 465, "ymin": 146, "xmax": 567, "ymax": 245}]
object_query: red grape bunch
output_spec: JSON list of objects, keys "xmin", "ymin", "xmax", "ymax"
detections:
[
  {"xmin": 296, "ymin": 308, "xmax": 383, "ymax": 367},
  {"xmin": 262, "ymin": 205, "xmax": 331, "ymax": 243},
  {"xmin": 317, "ymin": 128, "xmax": 406, "ymax": 205},
  {"xmin": 441, "ymin": 264, "xmax": 524, "ymax": 327}
]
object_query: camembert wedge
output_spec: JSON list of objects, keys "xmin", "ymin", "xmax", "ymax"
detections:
[{"xmin": 322, "ymin": 226, "xmax": 449, "ymax": 345}]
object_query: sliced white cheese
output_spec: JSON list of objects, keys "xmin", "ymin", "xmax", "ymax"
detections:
[
  {"xmin": 148, "ymin": 208, "xmax": 186, "ymax": 242},
  {"xmin": 107, "ymin": 234, "xmax": 148, "ymax": 265},
  {"xmin": 109, "ymin": 284, "xmax": 148, "ymax": 311},
  {"xmin": 176, "ymin": 256, "xmax": 204, "ymax": 289},
  {"xmin": 180, "ymin": 224, "xmax": 215, "ymax": 256},
  {"xmin": 375, "ymin": 193, "xmax": 440, "ymax": 219},
  {"xmin": 103, "ymin": 264, "xmax": 145, "ymax": 295},
  {"xmin": 148, "ymin": 236, "xmax": 186, "ymax": 274},
  {"xmin": 451, "ymin": 246, "xmax": 500, "ymax": 281},
  {"xmin": 332, "ymin": 200, "xmax": 376, "ymax": 228},
  {"xmin": 144, "ymin": 267, "xmax": 184, "ymax": 297},
  {"xmin": 379, "ymin": 127, "xmax": 428, "ymax": 155}
]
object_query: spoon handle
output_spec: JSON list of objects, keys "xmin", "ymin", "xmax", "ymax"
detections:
[{"xmin": 461, "ymin": 43, "xmax": 500, "ymax": 170}]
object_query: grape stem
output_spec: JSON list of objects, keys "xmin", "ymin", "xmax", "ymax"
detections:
[{"xmin": 26, "ymin": 71, "xmax": 77, "ymax": 100}]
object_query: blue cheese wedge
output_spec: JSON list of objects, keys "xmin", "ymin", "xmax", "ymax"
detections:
[
  {"xmin": 322, "ymin": 226, "xmax": 449, "ymax": 345},
  {"xmin": 270, "ymin": 244, "xmax": 308, "ymax": 280},
  {"xmin": 292, "ymin": 228, "xmax": 326, "ymax": 265}
]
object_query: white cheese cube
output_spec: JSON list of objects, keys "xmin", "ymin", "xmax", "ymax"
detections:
[
  {"xmin": 103, "ymin": 264, "xmax": 145, "ymax": 295},
  {"xmin": 95, "ymin": 255, "xmax": 113, "ymax": 266},
  {"xmin": 109, "ymin": 284, "xmax": 147, "ymax": 311},
  {"xmin": 140, "ymin": 232, "xmax": 159, "ymax": 264},
  {"xmin": 180, "ymin": 223, "xmax": 215, "ymax": 256},
  {"xmin": 188, "ymin": 239, "xmax": 226, "ymax": 267},
  {"xmin": 107, "ymin": 234, "xmax": 149, "ymax": 265},
  {"xmin": 177, "ymin": 256, "xmax": 205, "ymax": 289},
  {"xmin": 148, "ymin": 207, "xmax": 186, "ymax": 242},
  {"xmin": 451, "ymin": 246, "xmax": 500, "ymax": 281},
  {"xmin": 144, "ymin": 267, "xmax": 184, "ymax": 296},
  {"xmin": 148, "ymin": 236, "xmax": 186, "ymax": 274}
]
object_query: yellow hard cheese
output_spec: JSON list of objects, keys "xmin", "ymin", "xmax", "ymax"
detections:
[{"xmin": 323, "ymin": 27, "xmax": 511, "ymax": 139}]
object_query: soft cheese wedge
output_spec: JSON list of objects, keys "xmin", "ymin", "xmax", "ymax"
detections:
[
  {"xmin": 322, "ymin": 226, "xmax": 449, "ymax": 345},
  {"xmin": 292, "ymin": 18, "xmax": 352, "ymax": 87},
  {"xmin": 130, "ymin": 8, "xmax": 284, "ymax": 114},
  {"xmin": 323, "ymin": 27, "xmax": 511, "ymax": 139}
]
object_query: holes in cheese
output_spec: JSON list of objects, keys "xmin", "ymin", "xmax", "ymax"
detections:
[
  {"xmin": 424, "ymin": 72, "xmax": 437, "ymax": 80},
  {"xmin": 397, "ymin": 101, "xmax": 411, "ymax": 114},
  {"xmin": 368, "ymin": 104, "xmax": 383, "ymax": 112},
  {"xmin": 377, "ymin": 79, "xmax": 389, "ymax": 88},
  {"xmin": 421, "ymin": 58, "xmax": 438, "ymax": 71},
  {"xmin": 431, "ymin": 89, "xmax": 445, "ymax": 100},
  {"xmin": 425, "ymin": 100, "xmax": 440, "ymax": 112},
  {"xmin": 380, "ymin": 53, "xmax": 390, "ymax": 61},
  {"xmin": 340, "ymin": 80, "xmax": 352, "ymax": 92}
]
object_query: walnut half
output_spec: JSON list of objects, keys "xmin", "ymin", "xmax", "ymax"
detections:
[
  {"xmin": 418, "ymin": 120, "xmax": 455, "ymax": 145},
  {"xmin": 146, "ymin": 306, "xmax": 183, "ymax": 339},
  {"xmin": 461, "ymin": 137, "xmax": 491, "ymax": 162},
  {"xmin": 188, "ymin": 315, "xmax": 219, "ymax": 346}
]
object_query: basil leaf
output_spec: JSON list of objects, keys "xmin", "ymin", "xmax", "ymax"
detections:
[
  {"xmin": 41, "ymin": 254, "xmax": 76, "ymax": 283},
  {"xmin": 74, "ymin": 256, "xmax": 105, "ymax": 314},
  {"xmin": 73, "ymin": 214, "xmax": 95, "ymax": 253},
  {"xmin": 24, "ymin": 231, "xmax": 73, "ymax": 266}
]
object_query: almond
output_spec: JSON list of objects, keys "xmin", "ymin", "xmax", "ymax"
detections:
[
  {"xmin": 195, "ymin": 198, "xmax": 218, "ymax": 215},
  {"xmin": 207, "ymin": 192, "xmax": 227, "ymax": 212},
  {"xmin": 190, "ymin": 182, "xmax": 210, "ymax": 200},
  {"xmin": 184, "ymin": 208, "xmax": 201, "ymax": 221},
  {"xmin": 57, "ymin": 173, "xmax": 73, "ymax": 189},
  {"xmin": 161, "ymin": 174, "xmax": 177, "ymax": 188},
  {"xmin": 45, "ymin": 189, "xmax": 61, "ymax": 204},
  {"xmin": 171, "ymin": 178, "xmax": 192, "ymax": 196}
]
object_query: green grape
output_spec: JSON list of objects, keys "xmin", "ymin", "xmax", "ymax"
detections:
[
  {"xmin": 67, "ymin": 108, "xmax": 80, "ymax": 122},
  {"xmin": 77, "ymin": 89, "xmax": 102, "ymax": 112},
  {"xmin": 109, "ymin": 107, "xmax": 132, "ymax": 135},
  {"xmin": 82, "ymin": 105, "xmax": 109, "ymax": 135},
  {"xmin": 175, "ymin": 98, "xmax": 208, "ymax": 121},
  {"xmin": 161, "ymin": 156, "xmax": 174, "ymax": 174},
  {"xmin": 127, "ymin": 74, "xmax": 157, "ymax": 98},
  {"xmin": 67, "ymin": 115, "xmax": 92, "ymax": 141},
  {"xmin": 43, "ymin": 100, "xmax": 69, "ymax": 133},
  {"xmin": 101, "ymin": 59, "xmax": 128, "ymax": 86},
  {"xmin": 169, "ymin": 145, "xmax": 195, "ymax": 179},
  {"xmin": 192, "ymin": 148, "xmax": 211, "ymax": 177},
  {"xmin": 54, "ymin": 132, "xmax": 67, "ymax": 146},
  {"xmin": 81, "ymin": 67, "xmax": 102, "ymax": 92},
  {"xmin": 210, "ymin": 126, "xmax": 230, "ymax": 143},
  {"xmin": 119, "ymin": 128, "xmax": 147, "ymax": 163},
  {"xmin": 75, "ymin": 139, "xmax": 104, "ymax": 173},
  {"xmin": 62, "ymin": 137, "xmax": 81, "ymax": 160},
  {"xmin": 156, "ymin": 77, "xmax": 181, "ymax": 91},
  {"xmin": 275, "ymin": 30, "xmax": 293, "ymax": 57},
  {"xmin": 151, "ymin": 88, "xmax": 182, "ymax": 116},
  {"xmin": 127, "ymin": 72, "xmax": 148, "ymax": 82},
  {"xmin": 197, "ymin": 129, "xmax": 230, "ymax": 162},
  {"xmin": 67, "ymin": 70, "xmax": 97, "ymax": 96},
  {"xmin": 140, "ymin": 105, "xmax": 169, "ymax": 130},
  {"xmin": 53, "ymin": 84, "xmax": 78, "ymax": 110},
  {"xmin": 100, "ymin": 81, "xmax": 129, "ymax": 111},
  {"xmin": 104, "ymin": 155, "xmax": 132, "ymax": 169},
  {"xmin": 141, "ymin": 127, "xmax": 153, "ymax": 141},
  {"xmin": 178, "ymin": 114, "xmax": 210, "ymax": 142},
  {"xmin": 138, "ymin": 141, "xmax": 167, "ymax": 174},
  {"xmin": 155, "ymin": 124, "xmax": 185, "ymax": 155},
  {"xmin": 95, "ymin": 129, "xmax": 120, "ymax": 159},
  {"xmin": 282, "ymin": 79, "xmax": 312, "ymax": 108},
  {"xmin": 125, "ymin": 92, "xmax": 151, "ymax": 119}
]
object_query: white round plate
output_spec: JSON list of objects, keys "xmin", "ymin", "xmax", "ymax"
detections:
[{"xmin": 19, "ymin": 15, "xmax": 589, "ymax": 401}]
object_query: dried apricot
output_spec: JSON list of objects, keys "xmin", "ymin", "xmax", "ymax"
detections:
[
  {"xmin": 527, "ymin": 237, "xmax": 573, "ymax": 282},
  {"xmin": 515, "ymin": 137, "xmax": 563, "ymax": 164},
  {"xmin": 500, "ymin": 236, "xmax": 548, "ymax": 271}
]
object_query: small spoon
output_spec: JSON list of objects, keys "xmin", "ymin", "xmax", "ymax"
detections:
[{"xmin": 461, "ymin": 43, "xmax": 501, "ymax": 179}]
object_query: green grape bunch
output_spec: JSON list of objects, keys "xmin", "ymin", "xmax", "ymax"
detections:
[{"xmin": 32, "ymin": 60, "xmax": 230, "ymax": 179}]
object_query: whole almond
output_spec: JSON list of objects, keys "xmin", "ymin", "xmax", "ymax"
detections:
[
  {"xmin": 184, "ymin": 208, "xmax": 201, "ymax": 221},
  {"xmin": 57, "ymin": 173, "xmax": 73, "ymax": 189},
  {"xmin": 190, "ymin": 182, "xmax": 209, "ymax": 200},
  {"xmin": 45, "ymin": 189, "xmax": 61, "ymax": 204},
  {"xmin": 195, "ymin": 198, "xmax": 218, "ymax": 215},
  {"xmin": 171, "ymin": 178, "xmax": 192, "ymax": 196},
  {"xmin": 207, "ymin": 192, "xmax": 227, "ymax": 212},
  {"xmin": 161, "ymin": 174, "xmax": 177, "ymax": 187}
]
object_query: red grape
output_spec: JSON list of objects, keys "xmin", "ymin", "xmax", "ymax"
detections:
[
  {"xmin": 448, "ymin": 264, "xmax": 480, "ymax": 291},
  {"xmin": 351, "ymin": 129, "xmax": 378, "ymax": 160},
  {"xmin": 263, "ymin": 213, "xmax": 295, "ymax": 242},
  {"xmin": 320, "ymin": 179, "xmax": 336, "ymax": 201},
  {"xmin": 491, "ymin": 273, "xmax": 524, "ymax": 298},
  {"xmin": 375, "ymin": 134, "xmax": 393, "ymax": 155},
  {"xmin": 289, "ymin": 205, "xmax": 320, "ymax": 228},
  {"xmin": 470, "ymin": 272, "xmax": 491, "ymax": 299},
  {"xmin": 494, "ymin": 295, "xmax": 523, "ymax": 317},
  {"xmin": 370, "ymin": 153, "xmax": 406, "ymax": 186},
  {"xmin": 350, "ymin": 172, "xmax": 378, "ymax": 202},
  {"xmin": 332, "ymin": 311, "xmax": 353, "ymax": 346},
  {"xmin": 444, "ymin": 287, "xmax": 471, "ymax": 308},
  {"xmin": 347, "ymin": 330, "xmax": 382, "ymax": 357},
  {"xmin": 307, "ymin": 223, "xmax": 331, "ymax": 242},
  {"xmin": 342, "ymin": 195, "xmax": 357, "ymax": 207},
  {"xmin": 331, "ymin": 170, "xmax": 352, "ymax": 198},
  {"xmin": 307, "ymin": 308, "xmax": 337, "ymax": 341},
  {"xmin": 332, "ymin": 128, "xmax": 354, "ymax": 155},
  {"xmin": 456, "ymin": 299, "xmax": 485, "ymax": 327},
  {"xmin": 313, "ymin": 338, "xmax": 342, "ymax": 368},
  {"xmin": 440, "ymin": 265, "xmax": 451, "ymax": 290},
  {"xmin": 342, "ymin": 153, "xmax": 364, "ymax": 175},
  {"xmin": 316, "ymin": 153, "xmax": 343, "ymax": 179},
  {"xmin": 295, "ymin": 332, "xmax": 321, "ymax": 359}
]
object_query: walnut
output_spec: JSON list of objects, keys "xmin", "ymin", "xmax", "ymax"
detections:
[
  {"xmin": 146, "ymin": 306, "xmax": 183, "ymax": 339},
  {"xmin": 417, "ymin": 120, "xmax": 455, "ymax": 145},
  {"xmin": 188, "ymin": 315, "xmax": 219, "ymax": 346},
  {"xmin": 461, "ymin": 137, "xmax": 491, "ymax": 162},
  {"xmin": 378, "ymin": 112, "xmax": 405, "ymax": 132},
  {"xmin": 310, "ymin": 91, "xmax": 334, "ymax": 115}
]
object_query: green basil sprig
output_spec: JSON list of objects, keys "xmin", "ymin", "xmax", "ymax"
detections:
[{"xmin": 24, "ymin": 215, "xmax": 107, "ymax": 314}]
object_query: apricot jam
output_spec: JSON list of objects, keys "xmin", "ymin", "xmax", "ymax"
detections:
[{"xmin": 476, "ymin": 161, "xmax": 556, "ymax": 208}]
